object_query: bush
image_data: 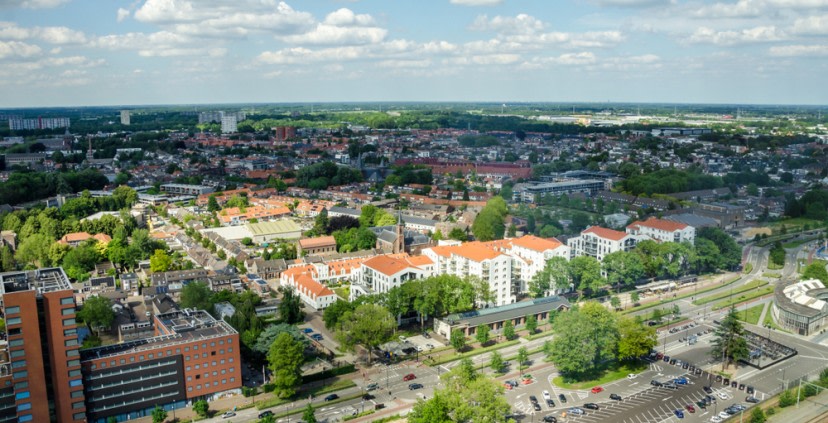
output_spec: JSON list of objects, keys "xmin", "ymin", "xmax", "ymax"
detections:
[
  {"xmin": 778, "ymin": 389, "xmax": 796, "ymax": 407},
  {"xmin": 242, "ymin": 386, "xmax": 259, "ymax": 397},
  {"xmin": 301, "ymin": 364, "xmax": 357, "ymax": 383},
  {"xmin": 766, "ymin": 407, "xmax": 776, "ymax": 416}
]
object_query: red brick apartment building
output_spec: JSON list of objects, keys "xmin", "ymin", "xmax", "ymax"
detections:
[
  {"xmin": 80, "ymin": 309, "xmax": 241, "ymax": 422},
  {"xmin": 0, "ymin": 268, "xmax": 84, "ymax": 423}
]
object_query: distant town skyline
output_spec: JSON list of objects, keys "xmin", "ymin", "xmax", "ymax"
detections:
[{"xmin": 0, "ymin": 0, "xmax": 826, "ymax": 107}]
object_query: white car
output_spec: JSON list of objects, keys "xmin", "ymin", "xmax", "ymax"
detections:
[
  {"xmin": 719, "ymin": 411, "xmax": 730, "ymax": 419},
  {"xmin": 222, "ymin": 411, "xmax": 236, "ymax": 419},
  {"xmin": 627, "ymin": 373, "xmax": 638, "ymax": 379},
  {"xmin": 542, "ymin": 390, "xmax": 552, "ymax": 401},
  {"xmin": 710, "ymin": 417, "xmax": 722, "ymax": 423},
  {"xmin": 717, "ymin": 391, "xmax": 729, "ymax": 400}
]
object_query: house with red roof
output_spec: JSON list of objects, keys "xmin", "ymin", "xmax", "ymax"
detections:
[
  {"xmin": 567, "ymin": 226, "xmax": 647, "ymax": 261},
  {"xmin": 626, "ymin": 217, "xmax": 695, "ymax": 245}
]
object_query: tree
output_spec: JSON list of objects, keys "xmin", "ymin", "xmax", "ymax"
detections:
[
  {"xmin": 253, "ymin": 324, "xmax": 310, "ymax": 356},
  {"xmin": 149, "ymin": 249, "xmax": 172, "ymax": 273},
  {"xmin": 322, "ymin": 300, "xmax": 355, "ymax": 329},
  {"xmin": 302, "ymin": 404, "xmax": 317, "ymax": 423},
  {"xmin": 192, "ymin": 399, "xmax": 209, "ymax": 418},
  {"xmin": 570, "ymin": 255, "xmax": 605, "ymax": 295},
  {"xmin": 603, "ymin": 251, "xmax": 646, "ymax": 291},
  {"xmin": 471, "ymin": 197, "xmax": 508, "ymax": 241},
  {"xmin": 278, "ymin": 286, "xmax": 303, "ymax": 324},
  {"xmin": 525, "ymin": 315, "xmax": 538, "ymax": 334},
  {"xmin": 450, "ymin": 329, "xmax": 466, "ymax": 352},
  {"xmin": 630, "ymin": 291, "xmax": 641, "ymax": 305},
  {"xmin": 448, "ymin": 227, "xmax": 467, "ymax": 241},
  {"xmin": 803, "ymin": 261, "xmax": 828, "ymax": 284},
  {"xmin": 409, "ymin": 364, "xmax": 510, "ymax": 423},
  {"xmin": 617, "ymin": 316, "xmax": 657, "ymax": 361},
  {"xmin": 151, "ymin": 405, "xmax": 167, "ymax": 423},
  {"xmin": 180, "ymin": 282, "xmax": 214, "ymax": 314},
  {"xmin": 15, "ymin": 234, "xmax": 52, "ymax": 267},
  {"xmin": 503, "ymin": 320, "xmax": 515, "ymax": 340},
  {"xmin": 550, "ymin": 302, "xmax": 619, "ymax": 378},
  {"xmin": 517, "ymin": 346, "xmax": 529, "ymax": 376},
  {"xmin": 749, "ymin": 407, "xmax": 766, "ymax": 423},
  {"xmin": 267, "ymin": 332, "xmax": 304, "ymax": 398},
  {"xmin": 710, "ymin": 307, "xmax": 750, "ymax": 370},
  {"xmin": 490, "ymin": 351, "xmax": 504, "ymax": 373},
  {"xmin": 335, "ymin": 303, "xmax": 395, "ymax": 363},
  {"xmin": 476, "ymin": 324, "xmax": 490, "ymax": 345},
  {"xmin": 207, "ymin": 195, "xmax": 220, "ymax": 212},
  {"xmin": 77, "ymin": 296, "xmax": 115, "ymax": 334},
  {"xmin": 610, "ymin": 296, "xmax": 621, "ymax": 310}
]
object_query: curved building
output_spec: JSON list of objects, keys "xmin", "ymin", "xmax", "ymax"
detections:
[{"xmin": 772, "ymin": 279, "xmax": 828, "ymax": 335}]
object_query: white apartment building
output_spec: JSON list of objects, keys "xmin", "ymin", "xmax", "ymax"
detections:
[
  {"xmin": 221, "ymin": 115, "xmax": 238, "ymax": 134},
  {"xmin": 503, "ymin": 235, "xmax": 570, "ymax": 293},
  {"xmin": 567, "ymin": 226, "xmax": 646, "ymax": 261},
  {"xmin": 424, "ymin": 242, "xmax": 514, "ymax": 306},
  {"xmin": 351, "ymin": 254, "xmax": 433, "ymax": 296},
  {"xmin": 626, "ymin": 217, "xmax": 695, "ymax": 245}
]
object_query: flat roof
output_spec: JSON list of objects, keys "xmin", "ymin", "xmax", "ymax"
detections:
[
  {"xmin": 0, "ymin": 268, "xmax": 72, "ymax": 296},
  {"xmin": 247, "ymin": 219, "xmax": 301, "ymax": 236},
  {"xmin": 443, "ymin": 296, "xmax": 570, "ymax": 328}
]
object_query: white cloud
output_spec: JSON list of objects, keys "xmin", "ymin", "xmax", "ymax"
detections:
[
  {"xmin": 590, "ymin": 0, "xmax": 671, "ymax": 6},
  {"xmin": 93, "ymin": 31, "xmax": 225, "ymax": 57},
  {"xmin": 0, "ymin": 40, "xmax": 41, "ymax": 59},
  {"xmin": 445, "ymin": 53, "xmax": 520, "ymax": 65},
  {"xmin": 323, "ymin": 8, "xmax": 376, "ymax": 27},
  {"xmin": 792, "ymin": 14, "xmax": 828, "ymax": 34},
  {"xmin": 0, "ymin": 0, "xmax": 68, "ymax": 9},
  {"xmin": 470, "ymin": 13, "xmax": 546, "ymax": 35},
  {"xmin": 688, "ymin": 26, "xmax": 786, "ymax": 45},
  {"xmin": 281, "ymin": 24, "xmax": 386, "ymax": 45},
  {"xmin": 0, "ymin": 22, "xmax": 87, "ymax": 44},
  {"xmin": 378, "ymin": 59, "xmax": 432, "ymax": 68},
  {"xmin": 692, "ymin": 0, "xmax": 764, "ymax": 18},
  {"xmin": 117, "ymin": 8, "xmax": 131, "ymax": 23},
  {"xmin": 769, "ymin": 44, "xmax": 828, "ymax": 56},
  {"xmin": 449, "ymin": 0, "xmax": 503, "ymax": 5}
]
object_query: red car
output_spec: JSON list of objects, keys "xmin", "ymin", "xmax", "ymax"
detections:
[
  {"xmin": 591, "ymin": 386, "xmax": 604, "ymax": 394},
  {"xmin": 685, "ymin": 404, "xmax": 695, "ymax": 413},
  {"xmin": 403, "ymin": 373, "xmax": 416, "ymax": 381}
]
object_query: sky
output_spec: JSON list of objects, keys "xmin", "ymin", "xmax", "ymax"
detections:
[{"xmin": 0, "ymin": 0, "xmax": 826, "ymax": 107}]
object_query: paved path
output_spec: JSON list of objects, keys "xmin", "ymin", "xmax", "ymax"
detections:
[
  {"xmin": 768, "ymin": 389, "xmax": 828, "ymax": 423},
  {"xmin": 757, "ymin": 302, "xmax": 770, "ymax": 327}
]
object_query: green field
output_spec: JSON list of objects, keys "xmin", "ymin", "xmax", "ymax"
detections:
[
  {"xmin": 762, "ymin": 272, "xmax": 782, "ymax": 279},
  {"xmin": 783, "ymin": 238, "xmax": 817, "ymax": 249},
  {"xmin": 736, "ymin": 304, "xmax": 765, "ymax": 325},
  {"xmin": 712, "ymin": 287, "xmax": 774, "ymax": 310},
  {"xmin": 692, "ymin": 280, "xmax": 768, "ymax": 306},
  {"xmin": 552, "ymin": 360, "xmax": 649, "ymax": 390}
]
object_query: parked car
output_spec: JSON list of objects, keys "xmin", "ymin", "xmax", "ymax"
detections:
[
  {"xmin": 663, "ymin": 355, "xmax": 670, "ymax": 362},
  {"xmin": 703, "ymin": 386, "xmax": 713, "ymax": 394},
  {"xmin": 627, "ymin": 373, "xmax": 638, "ymax": 379},
  {"xmin": 222, "ymin": 412, "xmax": 236, "ymax": 419},
  {"xmin": 542, "ymin": 416, "xmax": 558, "ymax": 423},
  {"xmin": 542, "ymin": 390, "xmax": 552, "ymax": 401},
  {"xmin": 532, "ymin": 402, "xmax": 542, "ymax": 412},
  {"xmin": 610, "ymin": 393, "xmax": 622, "ymax": 401},
  {"xmin": 674, "ymin": 409, "xmax": 684, "ymax": 419},
  {"xmin": 362, "ymin": 393, "xmax": 375, "ymax": 400},
  {"xmin": 546, "ymin": 399, "xmax": 555, "ymax": 408},
  {"xmin": 558, "ymin": 393, "xmax": 567, "ymax": 403},
  {"xmin": 663, "ymin": 382, "xmax": 678, "ymax": 390},
  {"xmin": 746, "ymin": 396, "xmax": 760, "ymax": 403},
  {"xmin": 685, "ymin": 404, "xmax": 695, "ymax": 413},
  {"xmin": 568, "ymin": 407, "xmax": 585, "ymax": 415},
  {"xmin": 584, "ymin": 403, "xmax": 599, "ymax": 410},
  {"xmin": 324, "ymin": 394, "xmax": 339, "ymax": 401},
  {"xmin": 747, "ymin": 386, "xmax": 755, "ymax": 394},
  {"xmin": 403, "ymin": 373, "xmax": 417, "ymax": 381},
  {"xmin": 696, "ymin": 400, "xmax": 707, "ymax": 409},
  {"xmin": 673, "ymin": 377, "xmax": 688, "ymax": 385},
  {"xmin": 590, "ymin": 386, "xmax": 604, "ymax": 394},
  {"xmin": 717, "ymin": 391, "xmax": 729, "ymax": 400},
  {"xmin": 422, "ymin": 332, "xmax": 431, "ymax": 339},
  {"xmin": 529, "ymin": 396, "xmax": 539, "ymax": 404},
  {"xmin": 651, "ymin": 380, "xmax": 663, "ymax": 387},
  {"xmin": 710, "ymin": 416, "xmax": 723, "ymax": 423}
]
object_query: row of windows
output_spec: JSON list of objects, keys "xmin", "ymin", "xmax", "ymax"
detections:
[
  {"xmin": 90, "ymin": 338, "xmax": 235, "ymax": 370},
  {"xmin": 185, "ymin": 348, "xmax": 232, "ymax": 361},
  {"xmin": 187, "ymin": 378, "xmax": 234, "ymax": 391},
  {"xmin": 185, "ymin": 367, "xmax": 234, "ymax": 380}
]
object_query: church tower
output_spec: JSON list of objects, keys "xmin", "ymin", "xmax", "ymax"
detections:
[{"xmin": 394, "ymin": 209, "xmax": 404, "ymax": 254}]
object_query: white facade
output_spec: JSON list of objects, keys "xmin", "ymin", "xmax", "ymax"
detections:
[
  {"xmin": 505, "ymin": 235, "xmax": 570, "ymax": 293},
  {"xmin": 120, "ymin": 110, "xmax": 130, "ymax": 125},
  {"xmin": 221, "ymin": 115, "xmax": 238, "ymax": 133},
  {"xmin": 567, "ymin": 226, "xmax": 645, "ymax": 261},
  {"xmin": 352, "ymin": 255, "xmax": 433, "ymax": 295},
  {"xmin": 626, "ymin": 217, "xmax": 695, "ymax": 245},
  {"xmin": 424, "ymin": 243, "xmax": 514, "ymax": 306}
]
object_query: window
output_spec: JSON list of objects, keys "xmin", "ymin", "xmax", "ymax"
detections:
[
  {"xmin": 73, "ymin": 413, "xmax": 85, "ymax": 421},
  {"xmin": 10, "ymin": 350, "xmax": 24, "ymax": 359},
  {"xmin": 11, "ymin": 361, "xmax": 26, "ymax": 369},
  {"xmin": 64, "ymin": 339, "xmax": 78, "ymax": 347},
  {"xmin": 15, "ymin": 391, "xmax": 30, "ymax": 400},
  {"xmin": 230, "ymin": 377, "xmax": 235, "ymax": 383},
  {"xmin": 68, "ymin": 370, "xmax": 81, "ymax": 377},
  {"xmin": 63, "ymin": 329, "xmax": 77, "ymax": 337},
  {"xmin": 60, "ymin": 297, "xmax": 74, "ymax": 305},
  {"xmin": 18, "ymin": 415, "xmax": 32, "ymax": 422},
  {"xmin": 17, "ymin": 403, "xmax": 31, "ymax": 411},
  {"xmin": 67, "ymin": 360, "xmax": 80, "ymax": 367},
  {"xmin": 5, "ymin": 306, "xmax": 20, "ymax": 314},
  {"xmin": 72, "ymin": 402, "xmax": 84, "ymax": 409},
  {"xmin": 15, "ymin": 370, "xmax": 29, "ymax": 379},
  {"xmin": 13, "ymin": 382, "xmax": 28, "ymax": 390},
  {"xmin": 61, "ymin": 308, "xmax": 75, "ymax": 316},
  {"xmin": 148, "ymin": 353, "xmax": 153, "ymax": 359},
  {"xmin": 63, "ymin": 318, "xmax": 75, "ymax": 326},
  {"xmin": 70, "ymin": 390, "xmax": 83, "ymax": 398},
  {"xmin": 69, "ymin": 379, "xmax": 82, "ymax": 387},
  {"xmin": 8, "ymin": 328, "xmax": 20, "ymax": 336},
  {"xmin": 66, "ymin": 350, "xmax": 79, "ymax": 357},
  {"xmin": 6, "ymin": 317, "xmax": 21, "ymax": 325}
]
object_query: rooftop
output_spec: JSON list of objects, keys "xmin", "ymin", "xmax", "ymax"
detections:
[
  {"xmin": 583, "ymin": 226, "xmax": 629, "ymax": 241},
  {"xmin": 247, "ymin": 219, "xmax": 301, "ymax": 236},
  {"xmin": 627, "ymin": 217, "xmax": 689, "ymax": 232},
  {"xmin": 0, "ymin": 268, "xmax": 73, "ymax": 296},
  {"xmin": 510, "ymin": 235, "xmax": 564, "ymax": 252},
  {"xmin": 443, "ymin": 296, "xmax": 570, "ymax": 328},
  {"xmin": 80, "ymin": 309, "xmax": 237, "ymax": 361}
]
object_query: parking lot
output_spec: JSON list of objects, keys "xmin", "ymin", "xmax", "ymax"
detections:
[
  {"xmin": 379, "ymin": 333, "xmax": 445, "ymax": 361},
  {"xmin": 504, "ymin": 352, "xmax": 761, "ymax": 423}
]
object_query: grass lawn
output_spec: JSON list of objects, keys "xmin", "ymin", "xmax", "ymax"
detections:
[
  {"xmin": 769, "ymin": 218, "xmax": 823, "ymax": 232},
  {"xmin": 767, "ymin": 261, "xmax": 784, "ymax": 270},
  {"xmin": 552, "ymin": 360, "xmax": 649, "ymax": 390},
  {"xmin": 762, "ymin": 272, "xmax": 782, "ymax": 278},
  {"xmin": 743, "ymin": 263, "xmax": 753, "ymax": 274},
  {"xmin": 333, "ymin": 286, "xmax": 350, "ymax": 299},
  {"xmin": 712, "ymin": 286, "xmax": 774, "ymax": 310},
  {"xmin": 736, "ymin": 304, "xmax": 765, "ymax": 325},
  {"xmin": 783, "ymin": 238, "xmax": 817, "ymax": 249},
  {"xmin": 692, "ymin": 280, "xmax": 767, "ymax": 306},
  {"xmin": 762, "ymin": 308, "xmax": 791, "ymax": 333}
]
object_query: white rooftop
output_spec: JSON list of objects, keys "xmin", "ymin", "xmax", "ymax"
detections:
[{"xmin": 783, "ymin": 279, "xmax": 827, "ymax": 311}]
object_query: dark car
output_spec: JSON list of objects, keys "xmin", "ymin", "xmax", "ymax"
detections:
[
  {"xmin": 669, "ymin": 358, "xmax": 677, "ymax": 365},
  {"xmin": 409, "ymin": 383, "xmax": 424, "ymax": 390},
  {"xmin": 703, "ymin": 386, "xmax": 713, "ymax": 394},
  {"xmin": 651, "ymin": 380, "xmax": 663, "ymax": 387},
  {"xmin": 731, "ymin": 381, "xmax": 738, "ymax": 388},
  {"xmin": 696, "ymin": 400, "xmax": 707, "ymax": 409},
  {"xmin": 366, "ymin": 382, "xmax": 380, "ymax": 391},
  {"xmin": 747, "ymin": 386, "xmax": 755, "ymax": 394},
  {"xmin": 423, "ymin": 332, "xmax": 431, "ymax": 339},
  {"xmin": 324, "ymin": 394, "xmax": 339, "ymax": 401},
  {"xmin": 543, "ymin": 417, "xmax": 558, "ymax": 423},
  {"xmin": 362, "ymin": 393, "xmax": 375, "ymax": 400},
  {"xmin": 706, "ymin": 395, "xmax": 717, "ymax": 403},
  {"xmin": 532, "ymin": 402, "xmax": 542, "ymax": 412},
  {"xmin": 682, "ymin": 362, "xmax": 690, "ymax": 369},
  {"xmin": 258, "ymin": 411, "xmax": 274, "ymax": 419},
  {"xmin": 739, "ymin": 383, "xmax": 746, "ymax": 391},
  {"xmin": 530, "ymin": 395, "xmax": 539, "ymax": 403},
  {"xmin": 302, "ymin": 328, "xmax": 313, "ymax": 334},
  {"xmin": 558, "ymin": 394, "xmax": 567, "ymax": 403},
  {"xmin": 723, "ymin": 378, "xmax": 730, "ymax": 386},
  {"xmin": 663, "ymin": 355, "xmax": 670, "ymax": 362},
  {"xmin": 610, "ymin": 393, "xmax": 622, "ymax": 401},
  {"xmin": 584, "ymin": 403, "xmax": 599, "ymax": 410},
  {"xmin": 546, "ymin": 399, "xmax": 556, "ymax": 408},
  {"xmin": 716, "ymin": 375, "xmax": 723, "ymax": 383},
  {"xmin": 746, "ymin": 396, "xmax": 760, "ymax": 403},
  {"xmin": 674, "ymin": 409, "xmax": 685, "ymax": 419}
]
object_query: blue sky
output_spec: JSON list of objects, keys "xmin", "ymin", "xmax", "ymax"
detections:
[{"xmin": 0, "ymin": 0, "xmax": 826, "ymax": 107}]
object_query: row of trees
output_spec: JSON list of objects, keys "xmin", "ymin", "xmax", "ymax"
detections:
[
  {"xmin": 529, "ymin": 227, "xmax": 740, "ymax": 298},
  {"xmin": 471, "ymin": 196, "xmax": 508, "ymax": 241},
  {"xmin": 0, "ymin": 168, "xmax": 109, "ymax": 206},
  {"xmin": 295, "ymin": 161, "xmax": 363, "ymax": 190}
]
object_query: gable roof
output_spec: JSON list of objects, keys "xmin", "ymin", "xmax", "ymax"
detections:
[
  {"xmin": 510, "ymin": 235, "xmax": 564, "ymax": 252},
  {"xmin": 583, "ymin": 226, "xmax": 629, "ymax": 241},
  {"xmin": 299, "ymin": 236, "xmax": 337, "ymax": 249},
  {"xmin": 362, "ymin": 254, "xmax": 429, "ymax": 277},
  {"xmin": 627, "ymin": 217, "xmax": 689, "ymax": 232}
]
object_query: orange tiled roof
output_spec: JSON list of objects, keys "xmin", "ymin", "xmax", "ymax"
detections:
[
  {"xmin": 583, "ymin": 226, "xmax": 629, "ymax": 241},
  {"xmin": 299, "ymin": 236, "xmax": 337, "ymax": 249},
  {"xmin": 362, "ymin": 254, "xmax": 431, "ymax": 277},
  {"xmin": 294, "ymin": 274, "xmax": 334, "ymax": 299},
  {"xmin": 427, "ymin": 242, "xmax": 503, "ymax": 262},
  {"xmin": 59, "ymin": 232, "xmax": 92, "ymax": 244},
  {"xmin": 92, "ymin": 233, "xmax": 112, "ymax": 243},
  {"xmin": 627, "ymin": 217, "xmax": 688, "ymax": 232},
  {"xmin": 510, "ymin": 235, "xmax": 564, "ymax": 252}
]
